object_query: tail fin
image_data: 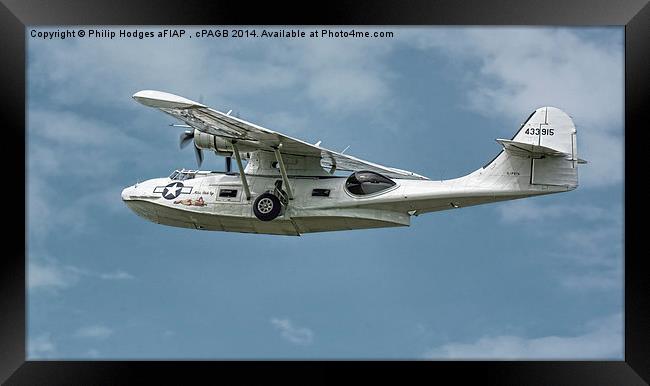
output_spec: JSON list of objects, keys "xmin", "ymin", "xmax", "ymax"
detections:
[
  {"xmin": 477, "ymin": 107, "xmax": 585, "ymax": 190},
  {"xmin": 511, "ymin": 106, "xmax": 577, "ymax": 157}
]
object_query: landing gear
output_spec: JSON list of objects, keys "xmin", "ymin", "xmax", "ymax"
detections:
[{"xmin": 253, "ymin": 192, "xmax": 282, "ymax": 221}]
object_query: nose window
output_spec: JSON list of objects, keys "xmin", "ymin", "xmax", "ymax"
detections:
[{"xmin": 345, "ymin": 171, "xmax": 396, "ymax": 196}]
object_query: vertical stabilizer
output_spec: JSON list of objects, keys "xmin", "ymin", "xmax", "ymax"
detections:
[{"xmin": 475, "ymin": 107, "xmax": 583, "ymax": 190}]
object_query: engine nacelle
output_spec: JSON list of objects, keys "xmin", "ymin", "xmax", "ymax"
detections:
[{"xmin": 193, "ymin": 129, "xmax": 233, "ymax": 155}]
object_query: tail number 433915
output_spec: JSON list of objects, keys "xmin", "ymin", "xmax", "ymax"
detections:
[{"xmin": 525, "ymin": 127, "xmax": 554, "ymax": 136}]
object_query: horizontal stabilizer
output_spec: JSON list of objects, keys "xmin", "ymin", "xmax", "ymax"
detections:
[{"xmin": 495, "ymin": 139, "xmax": 568, "ymax": 157}]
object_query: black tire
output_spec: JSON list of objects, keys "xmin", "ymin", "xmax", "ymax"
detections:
[{"xmin": 253, "ymin": 192, "xmax": 282, "ymax": 221}]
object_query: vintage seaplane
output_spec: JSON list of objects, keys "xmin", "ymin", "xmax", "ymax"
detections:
[{"xmin": 121, "ymin": 90, "xmax": 585, "ymax": 235}]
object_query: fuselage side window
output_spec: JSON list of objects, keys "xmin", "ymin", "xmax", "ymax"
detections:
[
  {"xmin": 312, "ymin": 188, "xmax": 331, "ymax": 197},
  {"xmin": 219, "ymin": 189, "xmax": 238, "ymax": 198}
]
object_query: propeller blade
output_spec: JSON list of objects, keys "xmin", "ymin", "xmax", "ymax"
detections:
[
  {"xmin": 194, "ymin": 145, "xmax": 204, "ymax": 168},
  {"xmin": 225, "ymin": 156, "xmax": 232, "ymax": 173},
  {"xmin": 179, "ymin": 130, "xmax": 194, "ymax": 149}
]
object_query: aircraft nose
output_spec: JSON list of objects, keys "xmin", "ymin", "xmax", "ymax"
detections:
[{"xmin": 121, "ymin": 186, "xmax": 135, "ymax": 201}]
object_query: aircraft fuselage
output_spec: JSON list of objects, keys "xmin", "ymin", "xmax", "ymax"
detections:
[{"xmin": 121, "ymin": 169, "xmax": 567, "ymax": 236}]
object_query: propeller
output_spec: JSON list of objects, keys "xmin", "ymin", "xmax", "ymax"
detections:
[
  {"xmin": 179, "ymin": 129, "xmax": 233, "ymax": 172},
  {"xmin": 194, "ymin": 146, "xmax": 204, "ymax": 167},
  {"xmin": 179, "ymin": 130, "xmax": 204, "ymax": 168},
  {"xmin": 176, "ymin": 93, "xmax": 232, "ymax": 171},
  {"xmin": 179, "ymin": 130, "xmax": 194, "ymax": 149}
]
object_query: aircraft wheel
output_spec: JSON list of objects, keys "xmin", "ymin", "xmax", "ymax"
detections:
[{"xmin": 253, "ymin": 192, "xmax": 282, "ymax": 221}]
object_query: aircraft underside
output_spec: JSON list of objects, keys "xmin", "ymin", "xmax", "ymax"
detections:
[{"xmin": 123, "ymin": 198, "xmax": 410, "ymax": 236}]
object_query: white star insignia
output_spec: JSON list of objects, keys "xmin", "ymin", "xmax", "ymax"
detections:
[{"xmin": 164, "ymin": 183, "xmax": 182, "ymax": 198}]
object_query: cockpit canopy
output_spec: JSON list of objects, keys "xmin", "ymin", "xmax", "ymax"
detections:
[
  {"xmin": 345, "ymin": 171, "xmax": 396, "ymax": 196},
  {"xmin": 169, "ymin": 169, "xmax": 198, "ymax": 181}
]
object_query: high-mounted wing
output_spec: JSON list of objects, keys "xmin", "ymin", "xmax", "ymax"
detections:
[{"xmin": 133, "ymin": 90, "xmax": 428, "ymax": 180}]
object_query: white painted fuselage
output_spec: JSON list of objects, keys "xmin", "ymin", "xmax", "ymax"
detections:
[{"xmin": 121, "ymin": 162, "xmax": 571, "ymax": 236}]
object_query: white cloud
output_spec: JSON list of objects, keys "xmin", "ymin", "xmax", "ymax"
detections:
[
  {"xmin": 496, "ymin": 200, "xmax": 622, "ymax": 292},
  {"xmin": 561, "ymin": 226, "xmax": 622, "ymax": 264},
  {"xmin": 29, "ymin": 27, "xmax": 397, "ymax": 116},
  {"xmin": 270, "ymin": 318, "xmax": 314, "ymax": 345},
  {"xmin": 29, "ymin": 36, "xmax": 221, "ymax": 109},
  {"xmin": 74, "ymin": 325, "xmax": 113, "ymax": 340},
  {"xmin": 554, "ymin": 226, "xmax": 623, "ymax": 291},
  {"xmin": 425, "ymin": 313, "xmax": 622, "ymax": 359},
  {"xmin": 29, "ymin": 109, "xmax": 134, "ymax": 147},
  {"xmin": 28, "ymin": 109, "xmax": 146, "ymax": 178},
  {"xmin": 29, "ymin": 256, "xmax": 135, "ymax": 292},
  {"xmin": 578, "ymin": 133, "xmax": 624, "ymax": 189},
  {"xmin": 27, "ymin": 108, "xmax": 150, "ymax": 239},
  {"xmin": 258, "ymin": 111, "xmax": 311, "ymax": 136},
  {"xmin": 265, "ymin": 34, "xmax": 396, "ymax": 114},
  {"xmin": 406, "ymin": 27, "xmax": 623, "ymax": 188},
  {"xmin": 28, "ymin": 258, "xmax": 82, "ymax": 291},
  {"xmin": 28, "ymin": 28, "xmax": 622, "ymax": 184},
  {"xmin": 28, "ymin": 183, "xmax": 123, "ymax": 240},
  {"xmin": 99, "ymin": 270, "xmax": 135, "ymax": 280},
  {"xmin": 28, "ymin": 333, "xmax": 57, "ymax": 359},
  {"xmin": 497, "ymin": 200, "xmax": 614, "ymax": 224},
  {"xmin": 561, "ymin": 270, "xmax": 621, "ymax": 291}
]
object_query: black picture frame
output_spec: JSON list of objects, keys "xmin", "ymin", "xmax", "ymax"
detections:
[{"xmin": 2, "ymin": 0, "xmax": 648, "ymax": 384}]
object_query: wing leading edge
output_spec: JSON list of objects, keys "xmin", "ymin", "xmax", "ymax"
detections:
[{"xmin": 133, "ymin": 90, "xmax": 428, "ymax": 180}]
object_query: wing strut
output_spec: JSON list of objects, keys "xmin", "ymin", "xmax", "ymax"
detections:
[
  {"xmin": 231, "ymin": 141, "xmax": 251, "ymax": 201},
  {"xmin": 273, "ymin": 145, "xmax": 294, "ymax": 200}
]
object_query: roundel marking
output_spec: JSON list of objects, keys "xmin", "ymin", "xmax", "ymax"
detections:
[{"xmin": 162, "ymin": 182, "xmax": 184, "ymax": 200}]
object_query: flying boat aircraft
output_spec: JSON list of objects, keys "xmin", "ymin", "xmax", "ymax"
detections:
[{"xmin": 122, "ymin": 90, "xmax": 586, "ymax": 235}]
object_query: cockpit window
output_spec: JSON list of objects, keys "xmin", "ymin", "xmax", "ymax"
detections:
[
  {"xmin": 169, "ymin": 170, "xmax": 196, "ymax": 181},
  {"xmin": 345, "ymin": 171, "xmax": 396, "ymax": 196}
]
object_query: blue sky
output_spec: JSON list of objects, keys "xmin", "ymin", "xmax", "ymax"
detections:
[{"xmin": 27, "ymin": 26, "xmax": 624, "ymax": 359}]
